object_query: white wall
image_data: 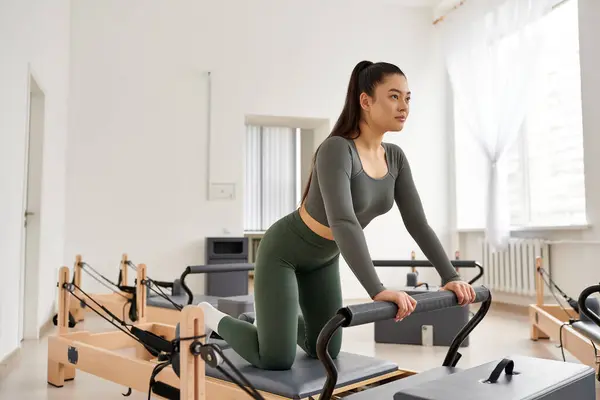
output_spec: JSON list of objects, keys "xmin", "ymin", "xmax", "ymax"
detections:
[
  {"xmin": 457, "ymin": 0, "xmax": 600, "ymax": 300},
  {"xmin": 0, "ymin": 0, "xmax": 70, "ymax": 361},
  {"xmin": 66, "ymin": 0, "xmax": 451, "ymax": 299}
]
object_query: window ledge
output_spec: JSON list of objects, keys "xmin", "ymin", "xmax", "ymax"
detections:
[
  {"xmin": 244, "ymin": 231, "xmax": 266, "ymax": 235},
  {"xmin": 456, "ymin": 223, "xmax": 592, "ymax": 233}
]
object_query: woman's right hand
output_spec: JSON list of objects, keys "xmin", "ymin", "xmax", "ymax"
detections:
[{"xmin": 373, "ymin": 290, "xmax": 417, "ymax": 321}]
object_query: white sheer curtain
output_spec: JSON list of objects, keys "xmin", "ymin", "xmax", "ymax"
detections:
[
  {"xmin": 436, "ymin": 0, "xmax": 555, "ymax": 250},
  {"xmin": 244, "ymin": 125, "xmax": 297, "ymax": 231}
]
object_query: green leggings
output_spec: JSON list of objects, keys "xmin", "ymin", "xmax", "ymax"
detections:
[{"xmin": 217, "ymin": 209, "xmax": 343, "ymax": 370}]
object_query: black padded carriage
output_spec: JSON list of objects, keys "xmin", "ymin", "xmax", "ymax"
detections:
[{"xmin": 205, "ymin": 347, "xmax": 399, "ymax": 399}]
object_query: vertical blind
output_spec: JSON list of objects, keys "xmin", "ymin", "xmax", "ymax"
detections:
[{"xmin": 244, "ymin": 125, "xmax": 297, "ymax": 232}]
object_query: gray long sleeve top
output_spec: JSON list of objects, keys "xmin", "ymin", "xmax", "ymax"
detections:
[{"xmin": 303, "ymin": 136, "xmax": 460, "ymax": 298}]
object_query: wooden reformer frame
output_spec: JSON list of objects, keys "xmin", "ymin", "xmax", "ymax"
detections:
[
  {"xmin": 70, "ymin": 253, "xmax": 219, "ymax": 327},
  {"xmin": 529, "ymin": 256, "xmax": 599, "ymax": 374},
  {"xmin": 69, "ymin": 253, "xmax": 134, "ymax": 324},
  {"xmin": 48, "ymin": 264, "xmax": 415, "ymax": 399},
  {"xmin": 48, "ymin": 264, "xmax": 204, "ymax": 398}
]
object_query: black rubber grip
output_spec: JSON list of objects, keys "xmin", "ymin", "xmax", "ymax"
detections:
[
  {"xmin": 373, "ymin": 259, "xmax": 478, "ymax": 268},
  {"xmin": 578, "ymin": 284, "xmax": 600, "ymax": 327},
  {"xmin": 339, "ymin": 285, "xmax": 490, "ymax": 327},
  {"xmin": 186, "ymin": 263, "xmax": 255, "ymax": 274}
]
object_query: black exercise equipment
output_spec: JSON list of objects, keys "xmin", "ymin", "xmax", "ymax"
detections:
[
  {"xmin": 316, "ymin": 285, "xmax": 597, "ymax": 399},
  {"xmin": 179, "ymin": 263, "xmax": 255, "ymax": 305},
  {"xmin": 372, "ymin": 259, "xmax": 484, "ymax": 347}
]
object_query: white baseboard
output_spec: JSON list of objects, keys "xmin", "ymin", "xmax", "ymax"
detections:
[
  {"xmin": 0, "ymin": 347, "xmax": 21, "ymax": 382},
  {"xmin": 39, "ymin": 315, "xmax": 54, "ymax": 338},
  {"xmin": 490, "ymin": 290, "xmax": 556, "ymax": 307}
]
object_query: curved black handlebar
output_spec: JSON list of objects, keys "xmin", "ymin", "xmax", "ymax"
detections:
[
  {"xmin": 315, "ymin": 285, "xmax": 492, "ymax": 400},
  {"xmin": 372, "ymin": 259, "xmax": 484, "ymax": 285},
  {"xmin": 179, "ymin": 263, "xmax": 255, "ymax": 305},
  {"xmin": 578, "ymin": 284, "xmax": 600, "ymax": 327}
]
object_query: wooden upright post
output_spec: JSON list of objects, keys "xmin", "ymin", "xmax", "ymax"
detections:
[
  {"xmin": 136, "ymin": 263, "xmax": 147, "ymax": 323},
  {"xmin": 135, "ymin": 264, "xmax": 151, "ymax": 360},
  {"xmin": 121, "ymin": 253, "xmax": 128, "ymax": 287},
  {"xmin": 70, "ymin": 255, "xmax": 85, "ymax": 322},
  {"xmin": 536, "ymin": 256, "xmax": 544, "ymax": 306},
  {"xmin": 48, "ymin": 267, "xmax": 76, "ymax": 386},
  {"xmin": 73, "ymin": 255, "xmax": 82, "ymax": 293},
  {"xmin": 531, "ymin": 256, "xmax": 549, "ymax": 340},
  {"xmin": 180, "ymin": 305, "xmax": 206, "ymax": 400}
]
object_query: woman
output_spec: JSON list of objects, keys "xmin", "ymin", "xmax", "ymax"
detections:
[{"xmin": 199, "ymin": 60, "xmax": 476, "ymax": 370}]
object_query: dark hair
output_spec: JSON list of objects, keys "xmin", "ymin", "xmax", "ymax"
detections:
[{"xmin": 300, "ymin": 60, "xmax": 405, "ymax": 205}]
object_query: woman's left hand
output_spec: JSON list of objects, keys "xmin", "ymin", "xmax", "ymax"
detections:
[{"xmin": 440, "ymin": 280, "xmax": 476, "ymax": 306}]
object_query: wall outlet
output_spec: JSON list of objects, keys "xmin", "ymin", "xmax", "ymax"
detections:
[{"xmin": 209, "ymin": 183, "xmax": 235, "ymax": 200}]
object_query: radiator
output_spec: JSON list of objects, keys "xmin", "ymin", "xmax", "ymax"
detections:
[{"xmin": 480, "ymin": 238, "xmax": 550, "ymax": 296}]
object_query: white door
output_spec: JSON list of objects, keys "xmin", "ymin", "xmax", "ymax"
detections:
[{"xmin": 18, "ymin": 72, "xmax": 45, "ymax": 341}]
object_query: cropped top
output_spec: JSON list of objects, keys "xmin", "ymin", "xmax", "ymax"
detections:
[{"xmin": 303, "ymin": 136, "xmax": 460, "ymax": 298}]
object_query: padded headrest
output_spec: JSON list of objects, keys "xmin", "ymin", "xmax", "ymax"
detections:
[
  {"xmin": 406, "ymin": 272, "xmax": 418, "ymax": 287},
  {"xmin": 172, "ymin": 279, "xmax": 184, "ymax": 296}
]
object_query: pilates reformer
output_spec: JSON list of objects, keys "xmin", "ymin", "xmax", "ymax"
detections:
[
  {"xmin": 55, "ymin": 252, "xmax": 256, "ymax": 328},
  {"xmin": 373, "ymin": 258, "xmax": 484, "ymax": 288},
  {"xmin": 49, "ymin": 260, "xmax": 597, "ymax": 400},
  {"xmin": 529, "ymin": 256, "xmax": 600, "ymax": 379},
  {"xmin": 52, "ymin": 253, "xmax": 189, "ymax": 328},
  {"xmin": 315, "ymin": 284, "xmax": 596, "ymax": 399},
  {"xmin": 141, "ymin": 262, "xmax": 256, "ymax": 326},
  {"xmin": 51, "ymin": 253, "xmax": 141, "ymax": 328},
  {"xmin": 48, "ymin": 263, "xmax": 411, "ymax": 399},
  {"xmin": 48, "ymin": 264, "xmax": 220, "ymax": 399},
  {"xmin": 371, "ymin": 258, "xmax": 483, "ymax": 346}
]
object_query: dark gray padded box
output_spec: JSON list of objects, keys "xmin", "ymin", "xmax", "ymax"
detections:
[
  {"xmin": 217, "ymin": 294, "xmax": 254, "ymax": 317},
  {"xmin": 375, "ymin": 286, "xmax": 471, "ymax": 347},
  {"xmin": 392, "ymin": 355, "xmax": 596, "ymax": 400}
]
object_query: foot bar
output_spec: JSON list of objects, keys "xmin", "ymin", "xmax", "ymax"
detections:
[{"xmin": 316, "ymin": 285, "xmax": 492, "ymax": 400}]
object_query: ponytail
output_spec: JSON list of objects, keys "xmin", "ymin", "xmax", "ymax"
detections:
[{"xmin": 299, "ymin": 60, "xmax": 404, "ymax": 206}]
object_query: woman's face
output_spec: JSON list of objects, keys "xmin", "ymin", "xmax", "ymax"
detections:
[{"xmin": 361, "ymin": 73, "xmax": 411, "ymax": 133}]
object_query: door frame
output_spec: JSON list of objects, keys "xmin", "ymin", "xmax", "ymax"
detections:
[{"xmin": 19, "ymin": 63, "xmax": 45, "ymax": 341}]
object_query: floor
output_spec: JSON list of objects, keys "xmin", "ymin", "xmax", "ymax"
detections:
[{"xmin": 0, "ymin": 302, "xmax": 598, "ymax": 399}]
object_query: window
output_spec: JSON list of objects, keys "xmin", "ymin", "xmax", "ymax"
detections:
[
  {"xmin": 455, "ymin": 0, "xmax": 586, "ymax": 230},
  {"xmin": 505, "ymin": 0, "xmax": 586, "ymax": 228},
  {"xmin": 244, "ymin": 125, "xmax": 301, "ymax": 232}
]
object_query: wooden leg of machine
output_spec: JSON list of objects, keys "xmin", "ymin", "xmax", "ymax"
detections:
[
  {"xmin": 530, "ymin": 324, "xmax": 549, "ymax": 341},
  {"xmin": 48, "ymin": 266, "xmax": 76, "ymax": 386},
  {"xmin": 531, "ymin": 256, "xmax": 550, "ymax": 341}
]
